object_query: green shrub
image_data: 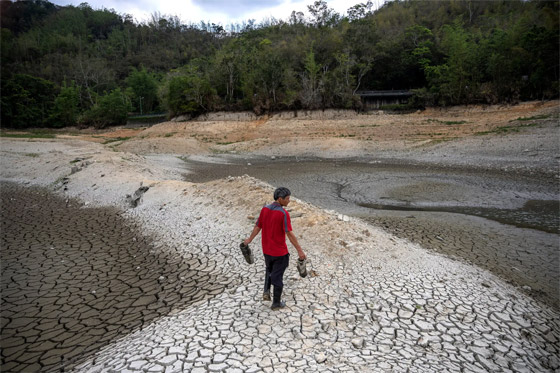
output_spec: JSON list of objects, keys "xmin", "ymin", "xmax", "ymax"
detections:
[
  {"xmin": 0, "ymin": 74, "xmax": 56, "ymax": 128},
  {"xmin": 49, "ymin": 81, "xmax": 80, "ymax": 127},
  {"xmin": 79, "ymin": 88, "xmax": 131, "ymax": 128}
]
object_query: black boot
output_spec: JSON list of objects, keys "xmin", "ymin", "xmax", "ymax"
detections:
[
  {"xmin": 263, "ymin": 269, "xmax": 271, "ymax": 301},
  {"xmin": 271, "ymin": 286, "xmax": 285, "ymax": 310}
]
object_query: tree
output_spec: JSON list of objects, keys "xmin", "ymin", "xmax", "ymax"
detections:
[
  {"xmin": 342, "ymin": 16, "xmax": 378, "ymax": 93},
  {"xmin": 300, "ymin": 47, "xmax": 321, "ymax": 109},
  {"xmin": 79, "ymin": 88, "xmax": 131, "ymax": 128},
  {"xmin": 347, "ymin": 1, "xmax": 375, "ymax": 21},
  {"xmin": 160, "ymin": 63, "xmax": 216, "ymax": 118},
  {"xmin": 49, "ymin": 80, "xmax": 80, "ymax": 127},
  {"xmin": 125, "ymin": 67, "xmax": 159, "ymax": 113},
  {"xmin": 424, "ymin": 22, "xmax": 479, "ymax": 105},
  {"xmin": 0, "ymin": 74, "xmax": 56, "ymax": 128},
  {"xmin": 307, "ymin": 1, "xmax": 340, "ymax": 28},
  {"xmin": 0, "ymin": 0, "xmax": 557, "ymax": 126}
]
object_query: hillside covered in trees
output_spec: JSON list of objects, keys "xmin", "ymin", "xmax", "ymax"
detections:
[{"xmin": 1, "ymin": 0, "xmax": 558, "ymax": 128}]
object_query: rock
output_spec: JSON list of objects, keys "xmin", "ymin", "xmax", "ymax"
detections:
[
  {"xmin": 315, "ymin": 353, "xmax": 327, "ymax": 363},
  {"xmin": 417, "ymin": 336, "xmax": 430, "ymax": 347},
  {"xmin": 351, "ymin": 338, "xmax": 364, "ymax": 349},
  {"xmin": 126, "ymin": 186, "xmax": 149, "ymax": 208}
]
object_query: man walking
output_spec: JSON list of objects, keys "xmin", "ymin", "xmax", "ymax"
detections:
[{"xmin": 244, "ymin": 187, "xmax": 307, "ymax": 310}]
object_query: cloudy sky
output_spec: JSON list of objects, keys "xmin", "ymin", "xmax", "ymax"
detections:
[{"xmin": 50, "ymin": 0, "xmax": 385, "ymax": 26}]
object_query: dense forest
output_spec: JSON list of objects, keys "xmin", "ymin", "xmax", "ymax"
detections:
[{"xmin": 1, "ymin": 0, "xmax": 558, "ymax": 128}]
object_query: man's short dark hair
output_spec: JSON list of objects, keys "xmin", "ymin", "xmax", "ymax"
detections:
[{"xmin": 274, "ymin": 187, "xmax": 291, "ymax": 201}]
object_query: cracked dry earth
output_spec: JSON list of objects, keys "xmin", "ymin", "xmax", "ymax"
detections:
[
  {"xmin": 74, "ymin": 177, "xmax": 560, "ymax": 373},
  {"xmin": 0, "ymin": 110, "xmax": 559, "ymax": 373},
  {"xmin": 0, "ymin": 183, "xmax": 229, "ymax": 372},
  {"xmin": 2, "ymin": 173, "xmax": 559, "ymax": 372}
]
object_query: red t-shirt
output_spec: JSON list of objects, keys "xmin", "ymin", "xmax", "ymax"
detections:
[{"xmin": 256, "ymin": 202, "xmax": 292, "ymax": 256}]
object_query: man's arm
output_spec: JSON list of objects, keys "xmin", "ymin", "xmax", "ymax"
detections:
[
  {"xmin": 286, "ymin": 231, "xmax": 306, "ymax": 260},
  {"xmin": 244, "ymin": 225, "xmax": 261, "ymax": 246}
]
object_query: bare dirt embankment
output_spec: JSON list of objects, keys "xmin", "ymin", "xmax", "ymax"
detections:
[{"xmin": 41, "ymin": 100, "xmax": 558, "ymax": 172}]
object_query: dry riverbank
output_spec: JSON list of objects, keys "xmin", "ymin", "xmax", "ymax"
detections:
[{"xmin": 1, "ymin": 101, "xmax": 559, "ymax": 372}]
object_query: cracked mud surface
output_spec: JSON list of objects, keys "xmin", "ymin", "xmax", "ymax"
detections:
[
  {"xmin": 0, "ymin": 182, "xmax": 228, "ymax": 372},
  {"xmin": 0, "ymin": 100, "xmax": 558, "ymax": 372},
  {"xmin": 183, "ymin": 158, "xmax": 559, "ymax": 309}
]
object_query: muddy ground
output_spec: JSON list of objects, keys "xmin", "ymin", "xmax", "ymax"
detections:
[{"xmin": 0, "ymin": 182, "xmax": 229, "ymax": 371}]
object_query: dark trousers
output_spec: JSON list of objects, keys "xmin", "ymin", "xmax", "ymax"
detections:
[{"xmin": 263, "ymin": 253, "xmax": 290, "ymax": 292}]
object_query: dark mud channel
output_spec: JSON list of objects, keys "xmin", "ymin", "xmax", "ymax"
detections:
[
  {"xmin": 184, "ymin": 156, "xmax": 560, "ymax": 309},
  {"xmin": 0, "ymin": 182, "xmax": 227, "ymax": 372}
]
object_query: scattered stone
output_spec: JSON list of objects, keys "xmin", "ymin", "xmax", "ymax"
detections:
[
  {"xmin": 315, "ymin": 353, "xmax": 327, "ymax": 363},
  {"xmin": 351, "ymin": 338, "xmax": 364, "ymax": 349},
  {"xmin": 126, "ymin": 186, "xmax": 149, "ymax": 208}
]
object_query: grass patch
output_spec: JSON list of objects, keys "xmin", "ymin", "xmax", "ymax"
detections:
[
  {"xmin": 475, "ymin": 122, "xmax": 538, "ymax": 136},
  {"xmin": 426, "ymin": 119, "xmax": 468, "ymax": 125},
  {"xmin": 427, "ymin": 137, "xmax": 456, "ymax": 145},
  {"xmin": 127, "ymin": 113, "xmax": 167, "ymax": 124},
  {"xmin": 0, "ymin": 131, "xmax": 56, "ymax": 139},
  {"xmin": 164, "ymin": 132, "xmax": 176, "ymax": 137},
  {"xmin": 102, "ymin": 136, "xmax": 131, "ymax": 144},
  {"xmin": 442, "ymin": 120, "xmax": 467, "ymax": 125},
  {"xmin": 24, "ymin": 153, "xmax": 39, "ymax": 157},
  {"xmin": 512, "ymin": 114, "xmax": 550, "ymax": 122}
]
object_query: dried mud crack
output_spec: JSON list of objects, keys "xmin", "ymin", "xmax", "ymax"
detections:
[{"xmin": 0, "ymin": 182, "xmax": 228, "ymax": 372}]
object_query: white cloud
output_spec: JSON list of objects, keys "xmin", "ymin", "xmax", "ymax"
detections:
[{"xmin": 50, "ymin": 0, "xmax": 383, "ymax": 25}]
